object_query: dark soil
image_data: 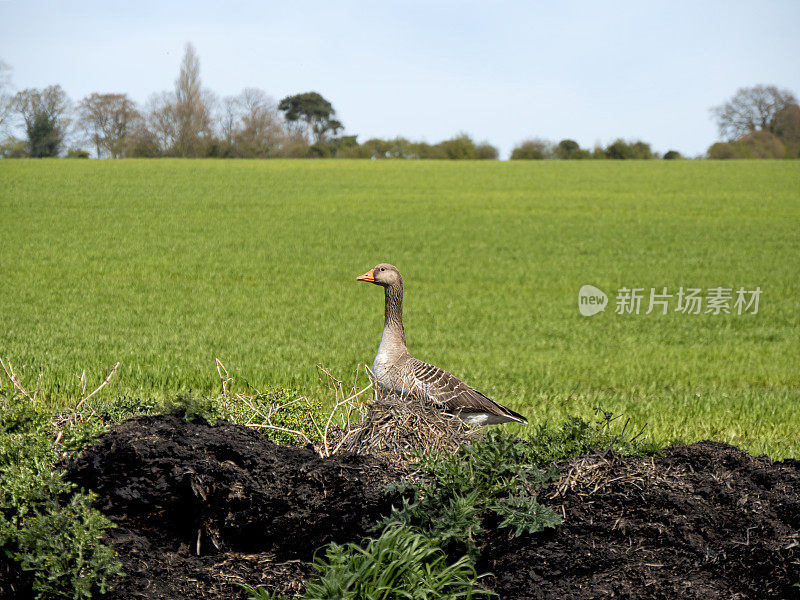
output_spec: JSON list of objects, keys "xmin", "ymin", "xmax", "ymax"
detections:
[
  {"xmin": 6, "ymin": 415, "xmax": 796, "ymax": 600},
  {"xmin": 64, "ymin": 414, "xmax": 405, "ymax": 599},
  {"xmin": 481, "ymin": 441, "xmax": 800, "ymax": 600}
]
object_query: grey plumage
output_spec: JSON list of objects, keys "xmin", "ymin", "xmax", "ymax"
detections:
[{"xmin": 357, "ymin": 263, "xmax": 527, "ymax": 426}]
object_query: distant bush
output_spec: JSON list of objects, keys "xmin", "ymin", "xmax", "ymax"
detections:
[
  {"xmin": 474, "ymin": 142, "xmax": 499, "ymax": 160},
  {"xmin": 437, "ymin": 134, "xmax": 477, "ymax": 160},
  {"xmin": 707, "ymin": 131, "xmax": 786, "ymax": 159},
  {"xmin": 554, "ymin": 139, "xmax": 590, "ymax": 159},
  {"xmin": 510, "ymin": 138, "xmax": 553, "ymax": 160},
  {"xmin": 733, "ymin": 130, "xmax": 786, "ymax": 159},
  {"xmin": 707, "ymin": 141, "xmax": 741, "ymax": 159},
  {"xmin": 663, "ymin": 150, "xmax": 683, "ymax": 160},
  {"xmin": 66, "ymin": 148, "xmax": 90, "ymax": 159},
  {"xmin": 604, "ymin": 138, "xmax": 654, "ymax": 159},
  {"xmin": 0, "ymin": 137, "xmax": 27, "ymax": 158}
]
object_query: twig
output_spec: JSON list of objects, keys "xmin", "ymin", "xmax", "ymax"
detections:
[
  {"xmin": 74, "ymin": 362, "xmax": 120, "ymax": 414},
  {"xmin": 0, "ymin": 358, "xmax": 35, "ymax": 401}
]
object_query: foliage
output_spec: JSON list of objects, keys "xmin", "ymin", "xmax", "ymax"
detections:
[
  {"xmin": 437, "ymin": 134, "xmax": 477, "ymax": 160},
  {"xmin": 11, "ymin": 85, "xmax": 71, "ymax": 157},
  {"xmin": 279, "ymin": 92, "xmax": 342, "ymax": 143},
  {"xmin": 489, "ymin": 490, "xmax": 562, "ymax": 537},
  {"xmin": 383, "ymin": 413, "xmax": 659, "ymax": 559},
  {"xmin": 731, "ymin": 130, "xmax": 786, "ymax": 159},
  {"xmin": 164, "ymin": 391, "xmax": 226, "ymax": 425},
  {"xmin": 706, "ymin": 141, "xmax": 740, "ymax": 159},
  {"xmin": 663, "ymin": 149, "xmax": 683, "ymax": 160},
  {"xmin": 0, "ymin": 136, "xmax": 26, "ymax": 157},
  {"xmin": 554, "ymin": 139, "xmax": 590, "ymax": 159},
  {"xmin": 245, "ymin": 523, "xmax": 492, "ymax": 600},
  {"xmin": 510, "ymin": 138, "xmax": 552, "ymax": 159},
  {"xmin": 383, "ymin": 428, "xmax": 562, "ymax": 559},
  {"xmin": 65, "ymin": 148, "xmax": 90, "ymax": 159},
  {"xmin": 603, "ymin": 138, "xmax": 654, "ymax": 159},
  {"xmin": 707, "ymin": 130, "xmax": 787, "ymax": 159},
  {"xmin": 223, "ymin": 387, "xmax": 325, "ymax": 446},
  {"xmin": 474, "ymin": 142, "xmax": 499, "ymax": 160},
  {"xmin": 12, "ymin": 491, "xmax": 123, "ymax": 599},
  {"xmin": 0, "ymin": 395, "xmax": 122, "ymax": 599}
]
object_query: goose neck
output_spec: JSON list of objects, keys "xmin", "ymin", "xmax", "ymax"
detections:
[{"xmin": 382, "ymin": 283, "xmax": 406, "ymax": 346}]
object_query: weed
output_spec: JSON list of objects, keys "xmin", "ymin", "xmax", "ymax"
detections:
[
  {"xmin": 0, "ymin": 395, "xmax": 122, "ymax": 599},
  {"xmin": 245, "ymin": 523, "xmax": 493, "ymax": 600}
]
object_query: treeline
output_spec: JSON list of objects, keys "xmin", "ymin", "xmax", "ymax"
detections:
[{"xmin": 0, "ymin": 46, "xmax": 797, "ymax": 160}]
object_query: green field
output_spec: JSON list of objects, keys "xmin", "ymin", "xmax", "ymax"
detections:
[{"xmin": 1, "ymin": 159, "xmax": 798, "ymax": 457}]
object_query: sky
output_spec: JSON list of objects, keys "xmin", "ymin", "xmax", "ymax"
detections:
[{"xmin": 1, "ymin": 0, "xmax": 798, "ymax": 158}]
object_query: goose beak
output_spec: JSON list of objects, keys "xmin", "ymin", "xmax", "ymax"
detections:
[{"xmin": 356, "ymin": 269, "xmax": 375, "ymax": 282}]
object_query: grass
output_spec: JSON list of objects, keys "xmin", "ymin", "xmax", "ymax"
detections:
[{"xmin": 0, "ymin": 159, "xmax": 798, "ymax": 457}]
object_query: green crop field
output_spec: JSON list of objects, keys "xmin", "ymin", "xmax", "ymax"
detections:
[{"xmin": 1, "ymin": 159, "xmax": 798, "ymax": 457}]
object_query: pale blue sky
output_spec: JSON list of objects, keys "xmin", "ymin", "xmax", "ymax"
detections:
[{"xmin": 1, "ymin": 0, "xmax": 798, "ymax": 157}]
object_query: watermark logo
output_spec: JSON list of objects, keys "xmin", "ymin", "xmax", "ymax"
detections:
[
  {"xmin": 578, "ymin": 284, "xmax": 608, "ymax": 317},
  {"xmin": 578, "ymin": 285, "xmax": 762, "ymax": 316}
]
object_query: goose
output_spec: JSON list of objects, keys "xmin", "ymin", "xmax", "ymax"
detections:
[{"xmin": 356, "ymin": 263, "xmax": 527, "ymax": 426}]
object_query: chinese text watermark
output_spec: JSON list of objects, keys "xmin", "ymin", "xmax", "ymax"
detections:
[{"xmin": 579, "ymin": 285, "xmax": 761, "ymax": 317}]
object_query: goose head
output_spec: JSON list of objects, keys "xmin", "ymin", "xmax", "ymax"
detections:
[{"xmin": 356, "ymin": 263, "xmax": 402, "ymax": 287}]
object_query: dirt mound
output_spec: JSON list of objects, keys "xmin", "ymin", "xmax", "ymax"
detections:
[
  {"xmin": 51, "ymin": 417, "xmax": 800, "ymax": 600},
  {"xmin": 480, "ymin": 441, "xmax": 800, "ymax": 600},
  {"xmin": 65, "ymin": 414, "xmax": 404, "ymax": 599}
]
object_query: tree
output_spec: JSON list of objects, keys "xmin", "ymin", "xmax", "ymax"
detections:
[
  {"xmin": 144, "ymin": 91, "xmax": 178, "ymax": 155},
  {"xmin": 77, "ymin": 93, "xmax": 139, "ymax": 158},
  {"xmin": 663, "ymin": 150, "xmax": 683, "ymax": 160},
  {"xmin": 554, "ymin": 139, "xmax": 589, "ymax": 159},
  {"xmin": 603, "ymin": 139, "xmax": 653, "ymax": 159},
  {"xmin": 510, "ymin": 138, "xmax": 553, "ymax": 160},
  {"xmin": 475, "ymin": 142, "xmax": 499, "ymax": 159},
  {"xmin": 221, "ymin": 88, "xmax": 283, "ymax": 157},
  {"xmin": 278, "ymin": 92, "xmax": 342, "ymax": 143},
  {"xmin": 173, "ymin": 42, "xmax": 213, "ymax": 157},
  {"xmin": 707, "ymin": 141, "xmax": 740, "ymax": 159},
  {"xmin": 436, "ymin": 133, "xmax": 476, "ymax": 159},
  {"xmin": 706, "ymin": 130, "xmax": 786, "ymax": 159},
  {"xmin": 0, "ymin": 59, "xmax": 12, "ymax": 133},
  {"xmin": 772, "ymin": 103, "xmax": 800, "ymax": 158},
  {"xmin": 711, "ymin": 85, "xmax": 798, "ymax": 141},
  {"xmin": 12, "ymin": 85, "xmax": 71, "ymax": 157}
]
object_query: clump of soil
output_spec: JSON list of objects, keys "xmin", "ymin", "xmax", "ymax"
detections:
[
  {"xmin": 65, "ymin": 414, "xmax": 405, "ymax": 599},
  {"xmin": 481, "ymin": 441, "xmax": 800, "ymax": 600}
]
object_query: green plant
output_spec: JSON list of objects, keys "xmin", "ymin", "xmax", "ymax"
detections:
[
  {"xmin": 0, "ymin": 396, "xmax": 122, "ymax": 599},
  {"xmin": 12, "ymin": 491, "xmax": 123, "ymax": 599},
  {"xmin": 245, "ymin": 524, "xmax": 493, "ymax": 600},
  {"xmin": 222, "ymin": 386, "xmax": 324, "ymax": 447},
  {"xmin": 383, "ymin": 428, "xmax": 562, "ymax": 560},
  {"xmin": 385, "ymin": 413, "xmax": 659, "ymax": 560},
  {"xmin": 164, "ymin": 392, "xmax": 225, "ymax": 425}
]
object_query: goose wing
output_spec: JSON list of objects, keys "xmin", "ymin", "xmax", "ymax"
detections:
[{"xmin": 407, "ymin": 357, "xmax": 527, "ymax": 424}]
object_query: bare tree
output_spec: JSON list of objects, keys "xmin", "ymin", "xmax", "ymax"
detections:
[
  {"xmin": 173, "ymin": 42, "xmax": 213, "ymax": 156},
  {"xmin": 0, "ymin": 59, "xmax": 13, "ymax": 133},
  {"xmin": 227, "ymin": 88, "xmax": 283, "ymax": 157},
  {"xmin": 144, "ymin": 91, "xmax": 178, "ymax": 154},
  {"xmin": 712, "ymin": 85, "xmax": 798, "ymax": 141},
  {"xmin": 77, "ymin": 93, "xmax": 139, "ymax": 158},
  {"xmin": 12, "ymin": 85, "xmax": 71, "ymax": 157}
]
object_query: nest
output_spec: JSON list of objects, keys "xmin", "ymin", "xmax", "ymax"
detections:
[{"xmin": 340, "ymin": 393, "xmax": 479, "ymax": 460}]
